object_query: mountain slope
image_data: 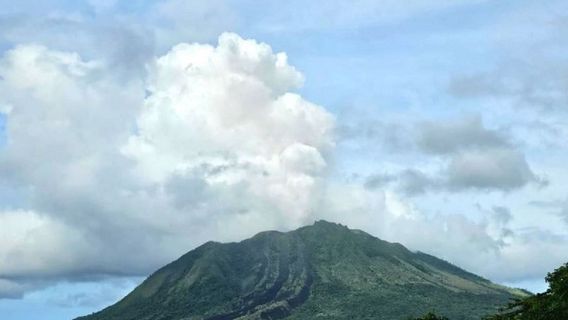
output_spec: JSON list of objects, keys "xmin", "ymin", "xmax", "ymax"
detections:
[{"xmin": 77, "ymin": 221, "xmax": 525, "ymax": 320}]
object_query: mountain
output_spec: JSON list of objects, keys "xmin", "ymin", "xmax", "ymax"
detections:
[{"xmin": 77, "ymin": 221, "xmax": 526, "ymax": 320}]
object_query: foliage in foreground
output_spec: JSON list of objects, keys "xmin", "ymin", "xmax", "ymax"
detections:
[
  {"xmin": 484, "ymin": 262, "xmax": 568, "ymax": 320},
  {"xmin": 414, "ymin": 262, "xmax": 568, "ymax": 320},
  {"xmin": 410, "ymin": 311, "xmax": 449, "ymax": 320}
]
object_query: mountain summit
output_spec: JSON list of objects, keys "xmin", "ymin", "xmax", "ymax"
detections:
[{"xmin": 77, "ymin": 221, "xmax": 524, "ymax": 320}]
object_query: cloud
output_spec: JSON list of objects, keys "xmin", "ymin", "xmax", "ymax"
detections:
[
  {"xmin": 395, "ymin": 169, "xmax": 437, "ymax": 196},
  {"xmin": 0, "ymin": 10, "xmax": 152, "ymax": 62},
  {"xmin": 46, "ymin": 277, "xmax": 141, "ymax": 309},
  {"xmin": 0, "ymin": 3, "xmax": 564, "ymax": 302},
  {"xmin": 0, "ymin": 210, "xmax": 85, "ymax": 298},
  {"xmin": 364, "ymin": 173, "xmax": 396, "ymax": 190},
  {"xmin": 445, "ymin": 148, "xmax": 537, "ymax": 191},
  {"xmin": 0, "ymin": 278, "xmax": 36, "ymax": 299},
  {"xmin": 0, "ymin": 0, "xmax": 242, "ymax": 80},
  {"xmin": 449, "ymin": 70, "xmax": 568, "ymax": 113},
  {"xmin": 337, "ymin": 119, "xmax": 413, "ymax": 152},
  {"xmin": 491, "ymin": 206, "xmax": 513, "ymax": 225},
  {"xmin": 448, "ymin": 1, "xmax": 568, "ymax": 113},
  {"xmin": 529, "ymin": 198, "xmax": 568, "ymax": 226},
  {"xmin": 150, "ymin": 0, "xmax": 238, "ymax": 45},
  {"xmin": 320, "ymin": 184, "xmax": 568, "ymax": 284},
  {"xmin": 5, "ymin": 33, "xmax": 549, "ymax": 299},
  {"xmin": 562, "ymin": 201, "xmax": 568, "ymax": 224},
  {"xmin": 0, "ymin": 210, "xmax": 83, "ymax": 280},
  {"xmin": 0, "ymin": 33, "xmax": 334, "ymax": 297},
  {"xmin": 365, "ymin": 116, "xmax": 541, "ymax": 195},
  {"xmin": 122, "ymin": 32, "xmax": 334, "ymax": 228},
  {"xmin": 416, "ymin": 116, "xmax": 508, "ymax": 155}
]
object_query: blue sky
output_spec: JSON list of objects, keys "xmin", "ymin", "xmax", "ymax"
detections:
[{"xmin": 0, "ymin": 1, "xmax": 567, "ymax": 319}]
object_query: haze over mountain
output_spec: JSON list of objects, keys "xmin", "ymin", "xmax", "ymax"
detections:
[{"xmin": 77, "ymin": 221, "xmax": 525, "ymax": 320}]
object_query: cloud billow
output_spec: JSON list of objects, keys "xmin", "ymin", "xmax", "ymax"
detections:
[
  {"xmin": 365, "ymin": 116, "xmax": 542, "ymax": 195},
  {"xmin": 416, "ymin": 116, "xmax": 508, "ymax": 155},
  {"xmin": 445, "ymin": 148, "xmax": 537, "ymax": 191},
  {"xmin": 0, "ymin": 33, "xmax": 334, "ymax": 298}
]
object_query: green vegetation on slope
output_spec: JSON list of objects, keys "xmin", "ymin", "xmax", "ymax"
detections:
[{"xmin": 77, "ymin": 221, "xmax": 524, "ymax": 320}]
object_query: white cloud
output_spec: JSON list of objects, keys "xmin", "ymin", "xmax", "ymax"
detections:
[
  {"xmin": 0, "ymin": 26, "xmax": 564, "ymax": 302},
  {"xmin": 123, "ymin": 32, "xmax": 334, "ymax": 229},
  {"xmin": 0, "ymin": 210, "xmax": 86, "ymax": 279},
  {"xmin": 0, "ymin": 33, "xmax": 334, "ymax": 296},
  {"xmin": 320, "ymin": 185, "xmax": 568, "ymax": 284},
  {"xmin": 0, "ymin": 210, "xmax": 87, "ymax": 298}
]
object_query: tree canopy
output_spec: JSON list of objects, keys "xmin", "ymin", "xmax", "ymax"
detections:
[
  {"xmin": 485, "ymin": 262, "xmax": 568, "ymax": 320},
  {"xmin": 411, "ymin": 312, "xmax": 449, "ymax": 320}
]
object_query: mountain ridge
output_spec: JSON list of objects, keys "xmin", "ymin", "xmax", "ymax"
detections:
[{"xmin": 77, "ymin": 220, "xmax": 525, "ymax": 320}]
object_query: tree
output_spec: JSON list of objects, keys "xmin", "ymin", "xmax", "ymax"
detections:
[
  {"xmin": 411, "ymin": 312, "xmax": 449, "ymax": 320},
  {"xmin": 485, "ymin": 262, "xmax": 568, "ymax": 320}
]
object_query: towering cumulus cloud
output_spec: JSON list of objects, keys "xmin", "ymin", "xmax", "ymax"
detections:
[
  {"xmin": 0, "ymin": 34, "xmax": 334, "ymax": 297},
  {"xmin": 123, "ymin": 33, "xmax": 334, "ymax": 227}
]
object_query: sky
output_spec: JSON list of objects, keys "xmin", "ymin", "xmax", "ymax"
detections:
[{"xmin": 0, "ymin": 0, "xmax": 567, "ymax": 319}]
